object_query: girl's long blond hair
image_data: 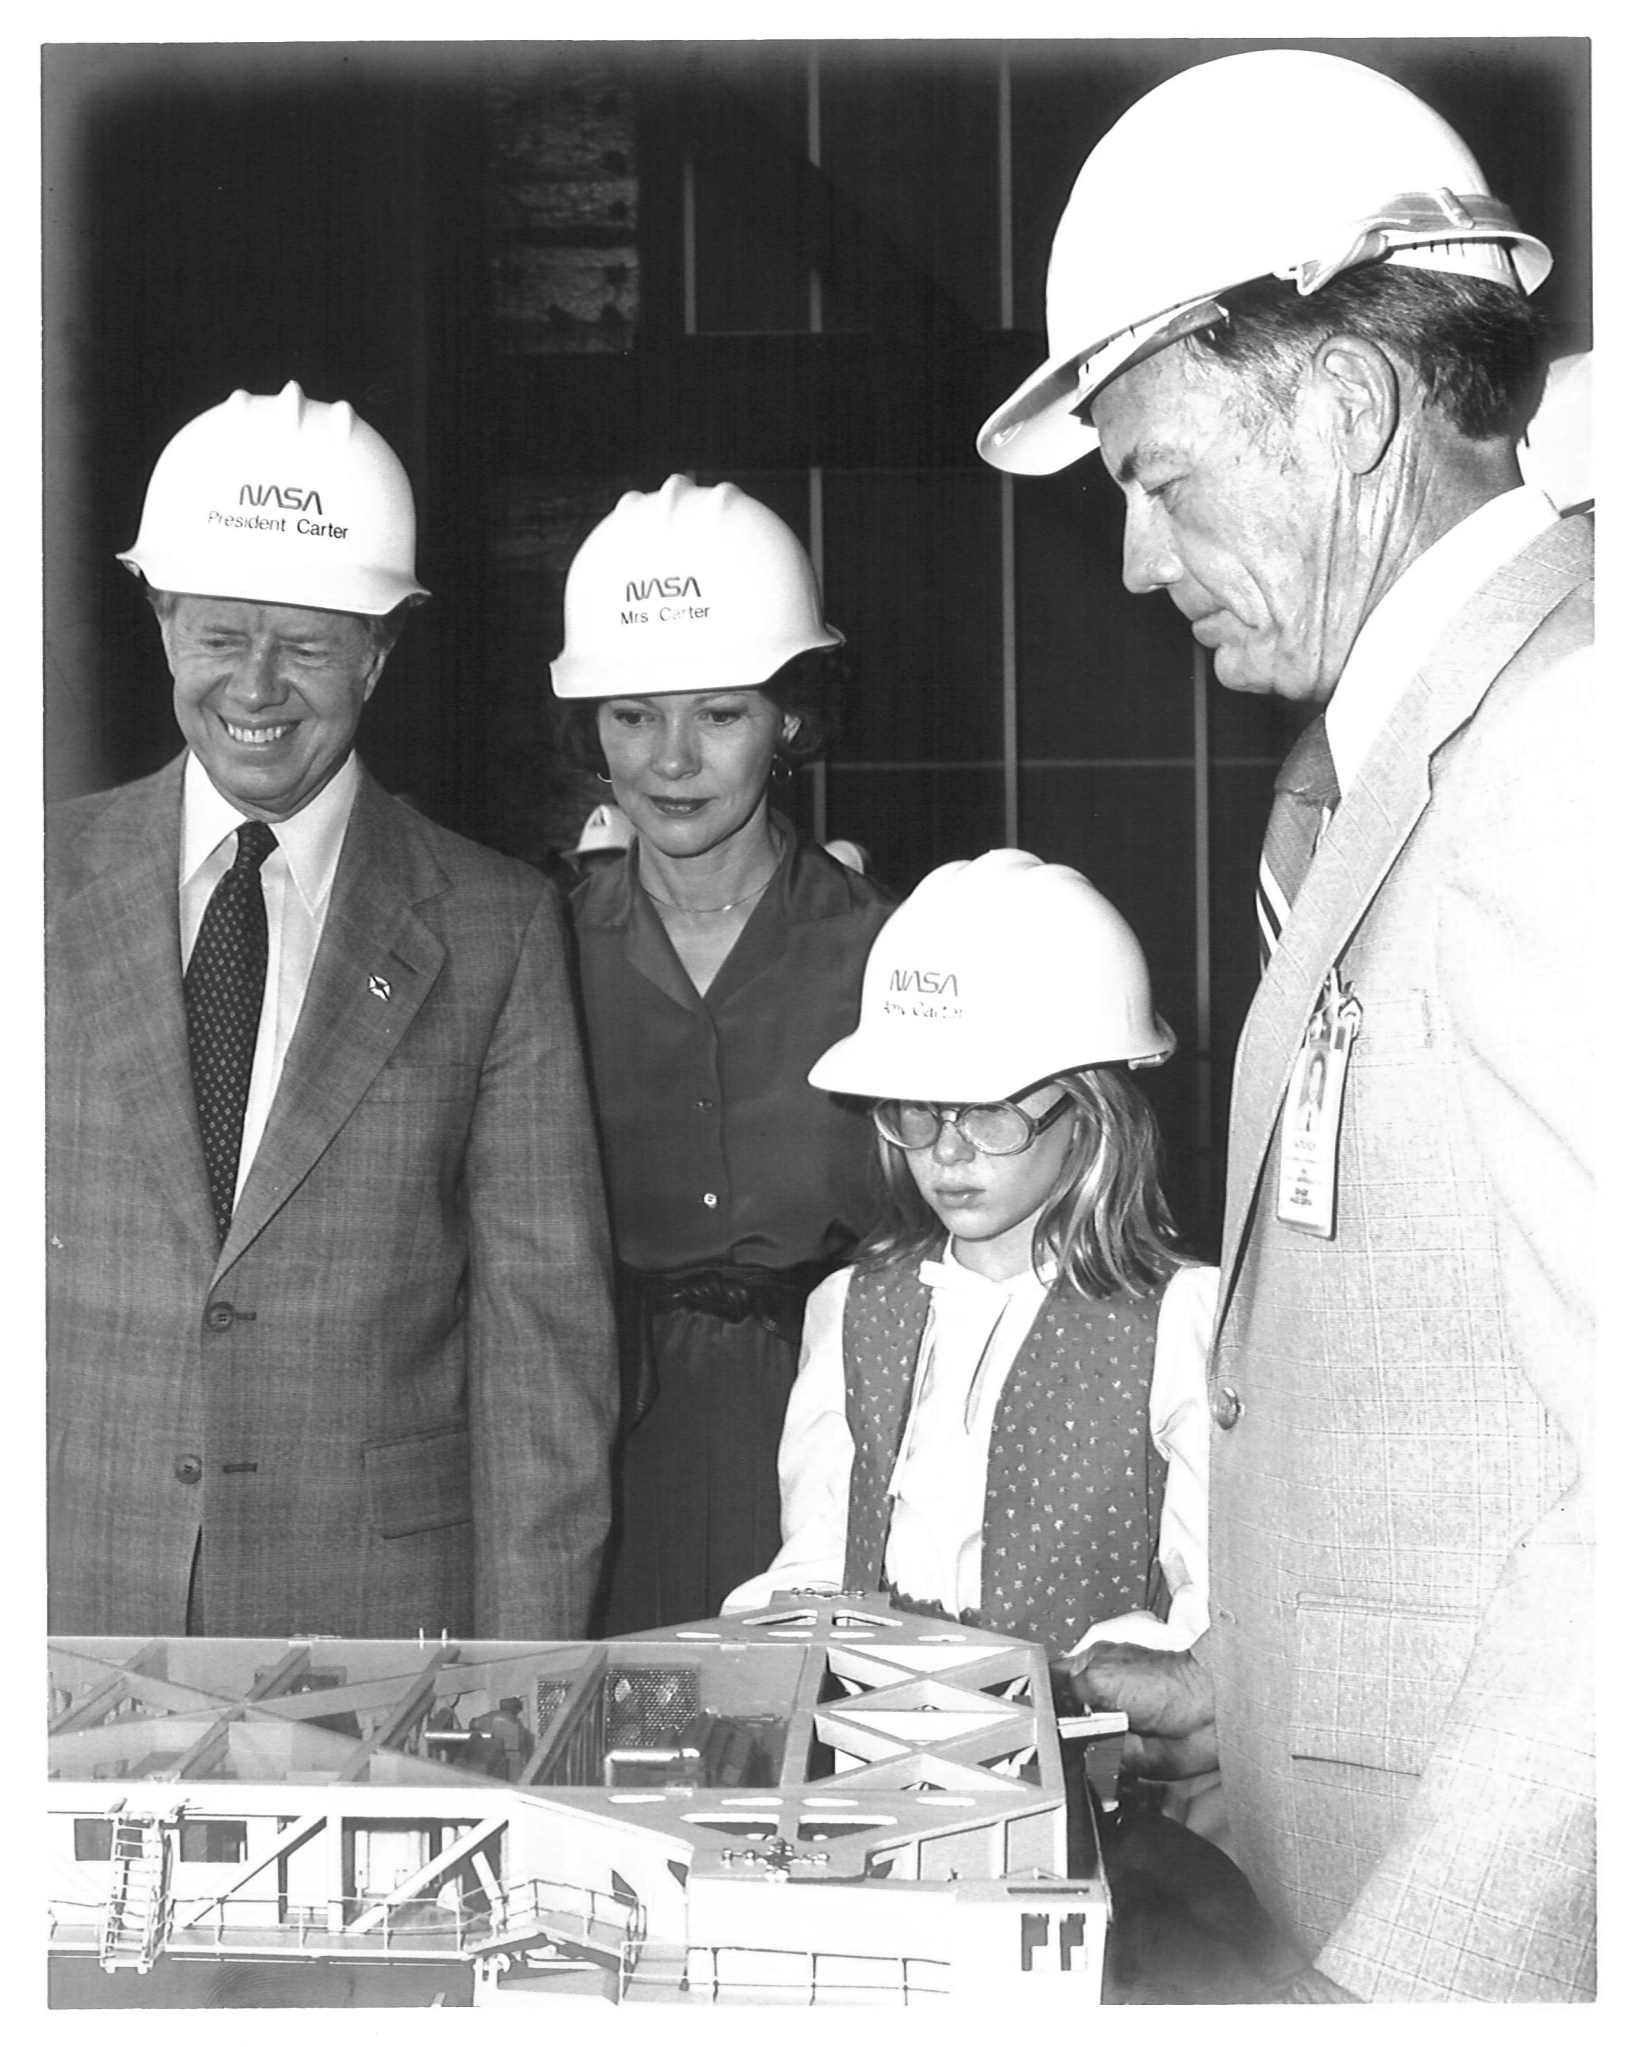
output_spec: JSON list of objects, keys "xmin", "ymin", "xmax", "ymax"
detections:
[{"xmin": 853, "ymin": 1064, "xmax": 1188, "ymax": 1299}]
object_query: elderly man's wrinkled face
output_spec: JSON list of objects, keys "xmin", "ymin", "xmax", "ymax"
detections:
[
  {"xmin": 1092, "ymin": 345, "xmax": 1361, "ymax": 703},
  {"xmin": 163, "ymin": 595, "xmax": 384, "ymax": 821}
]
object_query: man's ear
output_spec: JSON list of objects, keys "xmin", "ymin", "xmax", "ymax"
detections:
[{"xmin": 1310, "ymin": 334, "xmax": 1400, "ymax": 477}]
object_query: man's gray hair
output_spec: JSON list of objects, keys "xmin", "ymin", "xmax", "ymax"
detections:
[{"xmin": 1185, "ymin": 265, "xmax": 1548, "ymax": 444}]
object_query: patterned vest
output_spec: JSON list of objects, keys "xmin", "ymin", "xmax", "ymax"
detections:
[{"xmin": 841, "ymin": 1260, "xmax": 1166, "ymax": 1660}]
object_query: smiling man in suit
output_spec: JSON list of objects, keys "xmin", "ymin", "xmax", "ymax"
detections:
[
  {"xmin": 47, "ymin": 381, "xmax": 618, "ymax": 1642},
  {"xmin": 980, "ymin": 51, "xmax": 1593, "ymax": 2003}
]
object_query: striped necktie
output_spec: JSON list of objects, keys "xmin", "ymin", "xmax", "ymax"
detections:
[
  {"xmin": 185, "ymin": 820, "xmax": 278, "ymax": 1243},
  {"xmin": 1257, "ymin": 716, "xmax": 1338, "ymax": 969}
]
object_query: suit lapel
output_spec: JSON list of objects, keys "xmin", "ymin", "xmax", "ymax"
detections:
[
  {"xmin": 1218, "ymin": 517, "xmax": 1594, "ymax": 1297},
  {"xmin": 48, "ymin": 759, "xmax": 219, "ymax": 1253},
  {"xmin": 220, "ymin": 773, "xmax": 448, "ymax": 1270}
]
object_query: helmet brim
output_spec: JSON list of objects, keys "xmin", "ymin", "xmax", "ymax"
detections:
[
  {"xmin": 550, "ymin": 626, "xmax": 843, "ymax": 700},
  {"xmin": 979, "ymin": 239, "xmax": 1553, "ymax": 478},
  {"xmin": 120, "ymin": 547, "xmax": 428, "ymax": 618},
  {"xmin": 809, "ymin": 1015, "xmax": 1176, "ymax": 1102}
]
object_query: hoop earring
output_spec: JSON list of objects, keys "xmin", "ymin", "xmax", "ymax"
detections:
[{"xmin": 596, "ymin": 771, "xmax": 613, "ymax": 784}]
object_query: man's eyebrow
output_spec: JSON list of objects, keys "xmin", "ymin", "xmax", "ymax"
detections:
[{"xmin": 1111, "ymin": 441, "xmax": 1177, "ymax": 489}]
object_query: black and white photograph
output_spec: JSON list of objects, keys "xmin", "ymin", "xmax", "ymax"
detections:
[{"xmin": 32, "ymin": 13, "xmax": 1603, "ymax": 2017}]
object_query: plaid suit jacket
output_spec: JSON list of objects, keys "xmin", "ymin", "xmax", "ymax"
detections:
[
  {"xmin": 46, "ymin": 756, "xmax": 618, "ymax": 1641},
  {"xmin": 1203, "ymin": 516, "xmax": 1595, "ymax": 2000}
]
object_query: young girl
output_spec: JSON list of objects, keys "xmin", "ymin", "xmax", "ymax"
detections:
[{"xmin": 725, "ymin": 850, "xmax": 1217, "ymax": 1662}]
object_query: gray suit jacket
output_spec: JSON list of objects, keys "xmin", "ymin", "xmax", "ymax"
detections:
[
  {"xmin": 47, "ymin": 755, "xmax": 618, "ymax": 1640},
  {"xmin": 1203, "ymin": 515, "xmax": 1595, "ymax": 1999}
]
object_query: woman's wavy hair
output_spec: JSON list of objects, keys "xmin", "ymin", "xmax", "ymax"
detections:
[
  {"xmin": 853, "ymin": 1064, "xmax": 1189, "ymax": 1300},
  {"xmin": 552, "ymin": 645, "xmax": 845, "ymax": 778}
]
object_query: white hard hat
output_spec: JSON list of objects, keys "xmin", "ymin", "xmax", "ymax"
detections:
[
  {"xmin": 979, "ymin": 49, "xmax": 1551, "ymax": 476},
  {"xmin": 573, "ymin": 801, "xmax": 636, "ymax": 856},
  {"xmin": 1520, "ymin": 352, "xmax": 1592, "ymax": 512},
  {"xmin": 809, "ymin": 849, "xmax": 1174, "ymax": 1103},
  {"xmin": 119, "ymin": 381, "xmax": 428, "ymax": 615},
  {"xmin": 551, "ymin": 474, "xmax": 842, "ymax": 698}
]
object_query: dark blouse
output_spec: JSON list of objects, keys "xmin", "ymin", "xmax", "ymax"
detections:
[{"xmin": 570, "ymin": 823, "xmax": 894, "ymax": 1274}]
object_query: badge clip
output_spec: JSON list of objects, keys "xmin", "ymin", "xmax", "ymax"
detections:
[{"xmin": 1276, "ymin": 967, "xmax": 1362, "ymax": 1238}]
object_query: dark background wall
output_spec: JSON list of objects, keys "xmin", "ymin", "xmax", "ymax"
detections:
[{"xmin": 43, "ymin": 37, "xmax": 1591, "ymax": 1254}]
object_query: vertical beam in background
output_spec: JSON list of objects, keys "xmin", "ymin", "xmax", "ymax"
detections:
[
  {"xmin": 997, "ymin": 49, "xmax": 1014, "ymax": 333},
  {"xmin": 1191, "ymin": 643, "xmax": 1214, "ymax": 1227},
  {"xmin": 681, "ymin": 152, "xmax": 698, "ymax": 337},
  {"xmin": 809, "ymin": 466, "xmax": 829, "ymax": 843},
  {"xmin": 997, "ymin": 54, "xmax": 1020, "ymax": 849},
  {"xmin": 806, "ymin": 45, "xmax": 824, "ymax": 337},
  {"xmin": 1000, "ymin": 476, "xmax": 1019, "ymax": 849},
  {"xmin": 806, "ymin": 47, "xmax": 829, "ymax": 844}
]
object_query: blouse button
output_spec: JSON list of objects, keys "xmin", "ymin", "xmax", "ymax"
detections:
[
  {"xmin": 696, "ymin": 1098, "xmax": 714, "ymax": 1112},
  {"xmin": 702, "ymin": 1192, "xmax": 719, "ymax": 1209}
]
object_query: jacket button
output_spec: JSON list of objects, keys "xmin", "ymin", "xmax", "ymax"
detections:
[
  {"xmin": 696, "ymin": 1097, "xmax": 714, "ymax": 1112},
  {"xmin": 702, "ymin": 1192, "xmax": 719, "ymax": 1208},
  {"xmin": 174, "ymin": 1455, "xmax": 203, "ymax": 1485},
  {"xmin": 1210, "ymin": 1384, "xmax": 1243, "ymax": 1430},
  {"xmin": 205, "ymin": 1302, "xmax": 235, "ymax": 1331}
]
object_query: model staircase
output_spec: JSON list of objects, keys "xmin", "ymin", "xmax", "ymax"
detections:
[{"xmin": 99, "ymin": 1816, "xmax": 170, "ymax": 1972}]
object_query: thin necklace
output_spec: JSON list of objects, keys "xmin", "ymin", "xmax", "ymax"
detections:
[{"xmin": 643, "ymin": 870, "xmax": 774, "ymax": 917}]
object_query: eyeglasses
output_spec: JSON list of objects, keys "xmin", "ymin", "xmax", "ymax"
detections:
[{"xmin": 870, "ymin": 1092, "xmax": 1072, "ymax": 1157}]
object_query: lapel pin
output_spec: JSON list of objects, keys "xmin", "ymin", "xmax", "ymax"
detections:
[{"xmin": 369, "ymin": 974, "xmax": 392, "ymax": 1003}]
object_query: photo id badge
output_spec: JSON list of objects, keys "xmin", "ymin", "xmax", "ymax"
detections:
[{"xmin": 1277, "ymin": 972, "xmax": 1362, "ymax": 1237}]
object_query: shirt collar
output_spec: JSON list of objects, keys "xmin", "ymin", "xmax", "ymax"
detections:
[
  {"xmin": 1324, "ymin": 484, "xmax": 1559, "ymax": 790},
  {"xmin": 181, "ymin": 749, "xmax": 360, "ymax": 915},
  {"xmin": 572, "ymin": 814, "xmax": 868, "ymax": 933},
  {"xmin": 918, "ymin": 1240, "xmax": 1054, "ymax": 1301}
]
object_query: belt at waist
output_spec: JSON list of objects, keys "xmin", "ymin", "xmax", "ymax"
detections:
[{"xmin": 620, "ymin": 1259, "xmax": 831, "ymax": 1335}]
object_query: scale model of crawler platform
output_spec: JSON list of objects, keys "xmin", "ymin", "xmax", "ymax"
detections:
[{"xmin": 48, "ymin": 1594, "xmax": 1114, "ymax": 2006}]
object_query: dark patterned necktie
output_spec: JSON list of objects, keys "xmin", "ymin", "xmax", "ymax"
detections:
[
  {"xmin": 185, "ymin": 820, "xmax": 278, "ymax": 1243},
  {"xmin": 1256, "ymin": 716, "xmax": 1339, "ymax": 969}
]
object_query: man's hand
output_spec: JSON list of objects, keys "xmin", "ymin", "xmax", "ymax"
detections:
[{"xmin": 1056, "ymin": 1640, "xmax": 1220, "ymax": 1779}]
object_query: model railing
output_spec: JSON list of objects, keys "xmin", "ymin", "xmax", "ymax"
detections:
[
  {"xmin": 484, "ymin": 1874, "xmax": 646, "ymax": 1959},
  {"xmin": 687, "ymin": 1944, "xmax": 951, "ymax": 2004},
  {"xmin": 54, "ymin": 1873, "xmax": 646, "ymax": 1968}
]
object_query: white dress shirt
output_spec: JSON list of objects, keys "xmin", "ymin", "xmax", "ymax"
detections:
[
  {"xmin": 885, "ymin": 1254, "xmax": 1052, "ymax": 1621},
  {"xmin": 723, "ymin": 1253, "xmax": 1218, "ymax": 1656},
  {"xmin": 1324, "ymin": 484, "xmax": 1560, "ymax": 792},
  {"xmin": 179, "ymin": 750, "xmax": 360, "ymax": 1200}
]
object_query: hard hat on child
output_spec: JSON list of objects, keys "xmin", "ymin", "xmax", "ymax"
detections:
[
  {"xmin": 550, "ymin": 474, "xmax": 842, "ymax": 699},
  {"xmin": 810, "ymin": 849, "xmax": 1174, "ymax": 1104},
  {"xmin": 119, "ymin": 381, "xmax": 428, "ymax": 614}
]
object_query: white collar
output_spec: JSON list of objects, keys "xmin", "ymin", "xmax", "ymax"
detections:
[
  {"xmin": 1324, "ymin": 484, "xmax": 1559, "ymax": 791},
  {"xmin": 917, "ymin": 1242, "xmax": 1054, "ymax": 1301},
  {"xmin": 181, "ymin": 749, "xmax": 360, "ymax": 916}
]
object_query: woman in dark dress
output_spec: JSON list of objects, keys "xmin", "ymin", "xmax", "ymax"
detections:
[{"xmin": 552, "ymin": 475, "xmax": 892, "ymax": 1633}]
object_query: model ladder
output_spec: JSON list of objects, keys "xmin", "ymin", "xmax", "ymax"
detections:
[{"xmin": 99, "ymin": 1815, "xmax": 170, "ymax": 1972}]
